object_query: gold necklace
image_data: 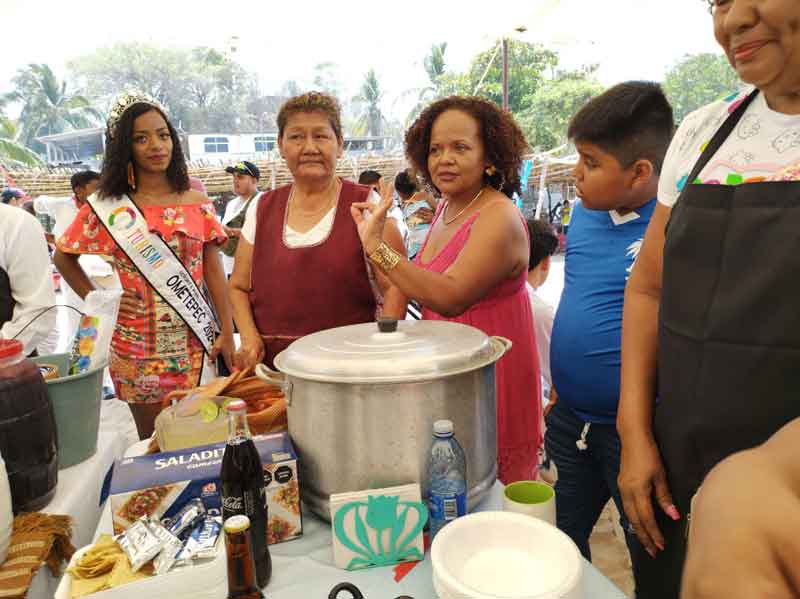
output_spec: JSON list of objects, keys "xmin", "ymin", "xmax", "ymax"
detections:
[
  {"xmin": 443, "ymin": 187, "xmax": 485, "ymax": 225},
  {"xmin": 289, "ymin": 180, "xmax": 340, "ymax": 218}
]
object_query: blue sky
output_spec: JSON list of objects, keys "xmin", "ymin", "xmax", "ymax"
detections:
[{"xmin": 3, "ymin": 0, "xmax": 724, "ymax": 120}]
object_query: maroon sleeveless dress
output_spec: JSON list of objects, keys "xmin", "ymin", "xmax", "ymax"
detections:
[{"xmin": 249, "ymin": 179, "xmax": 377, "ymax": 366}]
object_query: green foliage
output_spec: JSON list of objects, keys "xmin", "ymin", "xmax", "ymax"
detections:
[
  {"xmin": 663, "ymin": 53, "xmax": 741, "ymax": 123},
  {"xmin": 312, "ymin": 62, "xmax": 342, "ymax": 97},
  {"xmin": 449, "ymin": 40, "xmax": 559, "ymax": 113},
  {"xmin": 0, "ymin": 137, "xmax": 44, "ymax": 167},
  {"xmin": 407, "ymin": 40, "xmax": 597, "ymax": 151},
  {"xmin": 0, "ymin": 110, "xmax": 43, "ymax": 166},
  {"xmin": 424, "ymin": 42, "xmax": 448, "ymax": 85},
  {"xmin": 68, "ymin": 43, "xmax": 261, "ymax": 133},
  {"xmin": 5, "ymin": 63, "xmax": 100, "ymax": 153},
  {"xmin": 519, "ymin": 68, "xmax": 605, "ymax": 150},
  {"xmin": 405, "ymin": 43, "xmax": 451, "ymax": 124},
  {"xmin": 353, "ymin": 69, "xmax": 385, "ymax": 137}
]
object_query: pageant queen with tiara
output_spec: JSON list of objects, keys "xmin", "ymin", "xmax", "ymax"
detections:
[{"xmin": 54, "ymin": 92, "xmax": 234, "ymax": 439}]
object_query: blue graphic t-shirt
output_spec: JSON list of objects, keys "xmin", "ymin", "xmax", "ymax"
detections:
[{"xmin": 550, "ymin": 199, "xmax": 656, "ymax": 424}]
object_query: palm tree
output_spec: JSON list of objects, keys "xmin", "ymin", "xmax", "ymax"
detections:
[
  {"xmin": 0, "ymin": 97, "xmax": 42, "ymax": 167},
  {"xmin": 0, "ymin": 117, "xmax": 42, "ymax": 167},
  {"xmin": 6, "ymin": 64, "xmax": 101, "ymax": 153},
  {"xmin": 405, "ymin": 42, "xmax": 449, "ymax": 123},
  {"xmin": 423, "ymin": 42, "xmax": 448, "ymax": 88},
  {"xmin": 353, "ymin": 69, "xmax": 385, "ymax": 138}
]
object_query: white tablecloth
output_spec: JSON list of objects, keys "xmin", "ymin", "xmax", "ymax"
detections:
[
  {"xmin": 27, "ymin": 429, "xmax": 127, "ymax": 599},
  {"xmin": 80, "ymin": 482, "xmax": 627, "ymax": 599},
  {"xmin": 266, "ymin": 484, "xmax": 628, "ymax": 599}
]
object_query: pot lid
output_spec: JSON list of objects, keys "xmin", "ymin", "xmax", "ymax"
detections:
[{"xmin": 274, "ymin": 319, "xmax": 498, "ymax": 383}]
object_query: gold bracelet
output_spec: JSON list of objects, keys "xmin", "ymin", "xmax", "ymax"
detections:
[{"xmin": 368, "ymin": 241, "xmax": 402, "ymax": 272}]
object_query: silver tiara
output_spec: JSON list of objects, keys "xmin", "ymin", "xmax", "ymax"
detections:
[{"xmin": 106, "ymin": 91, "xmax": 164, "ymax": 138}]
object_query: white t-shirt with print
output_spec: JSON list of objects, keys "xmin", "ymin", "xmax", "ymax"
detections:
[{"xmin": 659, "ymin": 88, "xmax": 800, "ymax": 208}]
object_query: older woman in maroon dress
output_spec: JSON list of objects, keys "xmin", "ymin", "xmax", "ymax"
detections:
[{"xmin": 229, "ymin": 92, "xmax": 406, "ymax": 369}]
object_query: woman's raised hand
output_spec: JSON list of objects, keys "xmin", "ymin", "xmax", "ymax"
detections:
[{"xmin": 351, "ymin": 190, "xmax": 393, "ymax": 255}]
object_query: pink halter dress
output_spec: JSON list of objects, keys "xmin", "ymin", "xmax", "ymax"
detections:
[{"xmin": 414, "ymin": 202, "xmax": 543, "ymax": 483}]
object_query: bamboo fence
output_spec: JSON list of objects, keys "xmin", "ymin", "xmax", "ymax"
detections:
[{"xmin": 3, "ymin": 153, "xmax": 577, "ymax": 198}]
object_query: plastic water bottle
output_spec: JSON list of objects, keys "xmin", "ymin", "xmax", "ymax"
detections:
[{"xmin": 426, "ymin": 419, "xmax": 467, "ymax": 539}]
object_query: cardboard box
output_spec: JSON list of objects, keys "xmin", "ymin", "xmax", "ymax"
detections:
[{"xmin": 108, "ymin": 432, "xmax": 302, "ymax": 544}]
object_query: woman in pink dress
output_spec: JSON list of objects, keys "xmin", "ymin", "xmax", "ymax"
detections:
[{"xmin": 351, "ymin": 96, "xmax": 541, "ymax": 483}]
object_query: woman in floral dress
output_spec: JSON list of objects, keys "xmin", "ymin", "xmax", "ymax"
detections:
[{"xmin": 55, "ymin": 94, "xmax": 234, "ymax": 439}]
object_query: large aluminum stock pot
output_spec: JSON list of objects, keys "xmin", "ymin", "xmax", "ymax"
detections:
[{"xmin": 270, "ymin": 319, "xmax": 511, "ymax": 521}]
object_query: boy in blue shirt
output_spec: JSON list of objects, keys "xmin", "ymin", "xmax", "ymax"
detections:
[{"xmin": 547, "ymin": 82, "xmax": 674, "ymax": 587}]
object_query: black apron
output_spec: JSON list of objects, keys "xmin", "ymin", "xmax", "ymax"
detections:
[
  {"xmin": 0, "ymin": 266, "xmax": 14, "ymax": 330},
  {"xmin": 635, "ymin": 90, "xmax": 800, "ymax": 597}
]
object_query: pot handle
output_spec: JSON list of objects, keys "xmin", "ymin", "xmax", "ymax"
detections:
[
  {"xmin": 328, "ymin": 582, "xmax": 365, "ymax": 599},
  {"xmin": 254, "ymin": 363, "xmax": 293, "ymax": 405},
  {"xmin": 490, "ymin": 336, "xmax": 513, "ymax": 360}
]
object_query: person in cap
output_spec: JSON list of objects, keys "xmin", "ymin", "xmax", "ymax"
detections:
[
  {"xmin": 1, "ymin": 188, "xmax": 26, "ymax": 208},
  {"xmin": 229, "ymin": 92, "xmax": 407, "ymax": 370},
  {"xmin": 220, "ymin": 161, "xmax": 262, "ymax": 278}
]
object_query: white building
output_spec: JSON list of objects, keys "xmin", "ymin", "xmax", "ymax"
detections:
[
  {"xmin": 186, "ymin": 133, "xmax": 279, "ymax": 163},
  {"xmin": 186, "ymin": 133, "xmax": 394, "ymax": 163},
  {"xmin": 36, "ymin": 127, "xmax": 397, "ymax": 168}
]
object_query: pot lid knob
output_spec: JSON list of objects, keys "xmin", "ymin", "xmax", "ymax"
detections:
[{"xmin": 377, "ymin": 318, "xmax": 398, "ymax": 333}]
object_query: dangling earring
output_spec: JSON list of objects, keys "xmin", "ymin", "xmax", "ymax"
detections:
[
  {"xmin": 495, "ymin": 172, "xmax": 506, "ymax": 192},
  {"xmin": 485, "ymin": 165, "xmax": 505, "ymax": 191},
  {"xmin": 127, "ymin": 162, "xmax": 136, "ymax": 190}
]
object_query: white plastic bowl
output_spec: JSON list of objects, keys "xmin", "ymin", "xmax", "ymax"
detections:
[{"xmin": 431, "ymin": 511, "xmax": 583, "ymax": 599}]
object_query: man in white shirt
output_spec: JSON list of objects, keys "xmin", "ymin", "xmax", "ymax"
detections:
[
  {"xmin": 221, "ymin": 161, "xmax": 262, "ymax": 278},
  {"xmin": 0, "ymin": 203, "xmax": 57, "ymax": 355},
  {"xmin": 357, "ymin": 170, "xmax": 410, "ymax": 246}
]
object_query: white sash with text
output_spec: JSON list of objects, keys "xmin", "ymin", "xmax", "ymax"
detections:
[{"xmin": 87, "ymin": 193, "xmax": 216, "ymax": 354}]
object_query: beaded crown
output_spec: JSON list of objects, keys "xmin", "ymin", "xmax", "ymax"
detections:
[{"xmin": 106, "ymin": 91, "xmax": 163, "ymax": 138}]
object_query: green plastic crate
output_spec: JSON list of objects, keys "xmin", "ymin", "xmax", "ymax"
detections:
[{"xmin": 33, "ymin": 354, "xmax": 106, "ymax": 469}]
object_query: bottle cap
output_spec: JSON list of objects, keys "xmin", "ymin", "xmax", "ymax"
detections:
[
  {"xmin": 224, "ymin": 515, "xmax": 251, "ymax": 534},
  {"xmin": 433, "ymin": 419, "xmax": 453, "ymax": 436},
  {"xmin": 0, "ymin": 340, "xmax": 23, "ymax": 360},
  {"xmin": 225, "ymin": 399, "xmax": 247, "ymax": 413}
]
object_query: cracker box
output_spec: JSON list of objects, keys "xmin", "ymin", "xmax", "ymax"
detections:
[{"xmin": 108, "ymin": 432, "xmax": 302, "ymax": 544}]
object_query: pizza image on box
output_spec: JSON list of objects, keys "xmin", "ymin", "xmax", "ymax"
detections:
[
  {"xmin": 267, "ymin": 515, "xmax": 296, "ymax": 545},
  {"xmin": 116, "ymin": 485, "xmax": 173, "ymax": 523},
  {"xmin": 272, "ymin": 480, "xmax": 300, "ymax": 515}
]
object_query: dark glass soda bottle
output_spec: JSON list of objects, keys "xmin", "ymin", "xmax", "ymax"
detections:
[
  {"xmin": 224, "ymin": 515, "xmax": 263, "ymax": 599},
  {"xmin": 221, "ymin": 400, "xmax": 271, "ymax": 588}
]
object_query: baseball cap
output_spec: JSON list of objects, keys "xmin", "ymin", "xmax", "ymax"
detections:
[
  {"xmin": 1, "ymin": 188, "xmax": 27, "ymax": 204},
  {"xmin": 225, "ymin": 161, "xmax": 260, "ymax": 180}
]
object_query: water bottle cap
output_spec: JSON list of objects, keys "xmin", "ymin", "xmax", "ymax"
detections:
[
  {"xmin": 224, "ymin": 514, "xmax": 251, "ymax": 533},
  {"xmin": 433, "ymin": 420, "xmax": 453, "ymax": 435}
]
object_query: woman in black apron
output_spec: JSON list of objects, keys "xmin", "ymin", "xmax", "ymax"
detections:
[{"xmin": 617, "ymin": 1, "xmax": 800, "ymax": 596}]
